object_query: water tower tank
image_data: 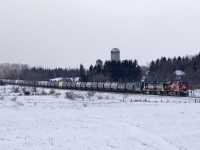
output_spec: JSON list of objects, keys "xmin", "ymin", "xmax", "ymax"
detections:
[{"xmin": 111, "ymin": 48, "xmax": 120, "ymax": 62}]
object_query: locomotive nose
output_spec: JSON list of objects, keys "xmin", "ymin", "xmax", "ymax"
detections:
[{"xmin": 182, "ymin": 85, "xmax": 187, "ymax": 91}]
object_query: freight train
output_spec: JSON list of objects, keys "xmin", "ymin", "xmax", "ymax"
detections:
[{"xmin": 2, "ymin": 79, "xmax": 189, "ymax": 96}]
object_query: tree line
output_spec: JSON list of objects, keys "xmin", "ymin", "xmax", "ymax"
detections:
[
  {"xmin": 1, "ymin": 51, "xmax": 200, "ymax": 88},
  {"xmin": 80, "ymin": 60, "xmax": 142, "ymax": 82},
  {"xmin": 0, "ymin": 63, "xmax": 79, "ymax": 81},
  {"xmin": 148, "ymin": 52, "xmax": 200, "ymax": 87},
  {"xmin": 31, "ymin": 67, "xmax": 79, "ymax": 80}
]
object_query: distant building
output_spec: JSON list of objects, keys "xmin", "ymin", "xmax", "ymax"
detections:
[
  {"xmin": 96, "ymin": 59, "xmax": 103, "ymax": 69},
  {"xmin": 111, "ymin": 48, "xmax": 120, "ymax": 62},
  {"xmin": 174, "ymin": 70, "xmax": 185, "ymax": 80},
  {"xmin": 90, "ymin": 48, "xmax": 121, "ymax": 82}
]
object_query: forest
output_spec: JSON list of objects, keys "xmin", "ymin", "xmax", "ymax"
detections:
[
  {"xmin": 80, "ymin": 60, "xmax": 141, "ymax": 82},
  {"xmin": 0, "ymin": 52, "xmax": 200, "ymax": 88},
  {"xmin": 148, "ymin": 52, "xmax": 200, "ymax": 87},
  {"xmin": 0, "ymin": 63, "xmax": 79, "ymax": 81}
]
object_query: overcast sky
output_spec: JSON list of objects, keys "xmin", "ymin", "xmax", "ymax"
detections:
[{"xmin": 0, "ymin": 0, "xmax": 200, "ymax": 68}]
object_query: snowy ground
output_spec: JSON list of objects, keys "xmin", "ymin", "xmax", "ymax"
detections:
[
  {"xmin": 190, "ymin": 89, "xmax": 200, "ymax": 97},
  {"xmin": 0, "ymin": 85, "xmax": 200, "ymax": 150}
]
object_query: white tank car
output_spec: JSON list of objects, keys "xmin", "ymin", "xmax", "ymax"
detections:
[
  {"xmin": 58, "ymin": 81, "xmax": 64, "ymax": 88},
  {"xmin": 66, "ymin": 82, "xmax": 72, "ymax": 88},
  {"xmin": 81, "ymin": 82, "xmax": 87, "ymax": 89},
  {"xmin": 111, "ymin": 82, "xmax": 119, "ymax": 91},
  {"xmin": 104, "ymin": 82, "xmax": 112, "ymax": 91},
  {"xmin": 98, "ymin": 82, "xmax": 105, "ymax": 90},
  {"xmin": 92, "ymin": 82, "xmax": 98, "ymax": 90},
  {"xmin": 86, "ymin": 82, "xmax": 92, "ymax": 89},
  {"xmin": 71, "ymin": 82, "xmax": 76, "ymax": 88},
  {"xmin": 125, "ymin": 83, "xmax": 134, "ymax": 92},
  {"xmin": 118, "ymin": 83, "xmax": 126, "ymax": 91},
  {"xmin": 75, "ymin": 82, "xmax": 81, "ymax": 89}
]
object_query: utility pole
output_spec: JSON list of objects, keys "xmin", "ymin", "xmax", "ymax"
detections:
[
  {"xmin": 17, "ymin": 70, "xmax": 20, "ymax": 86},
  {"xmin": 54, "ymin": 71, "xmax": 56, "ymax": 78}
]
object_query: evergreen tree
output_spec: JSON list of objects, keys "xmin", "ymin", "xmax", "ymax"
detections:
[{"xmin": 79, "ymin": 64, "xmax": 86, "ymax": 82}]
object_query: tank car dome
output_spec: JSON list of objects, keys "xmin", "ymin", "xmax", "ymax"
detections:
[{"xmin": 111, "ymin": 48, "xmax": 120, "ymax": 53}]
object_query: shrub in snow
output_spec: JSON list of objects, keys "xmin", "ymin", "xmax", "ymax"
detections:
[
  {"xmin": 40, "ymin": 90, "xmax": 47, "ymax": 95},
  {"xmin": 123, "ymin": 94, "xmax": 128, "ymax": 101},
  {"xmin": 97, "ymin": 95, "xmax": 103, "ymax": 100},
  {"xmin": 12, "ymin": 86, "xmax": 19, "ymax": 93},
  {"xmin": 16, "ymin": 101, "xmax": 24, "ymax": 106},
  {"xmin": 105, "ymin": 96, "xmax": 109, "ymax": 100},
  {"xmin": 81, "ymin": 96, "xmax": 85, "ymax": 101},
  {"xmin": 65, "ymin": 92, "xmax": 76, "ymax": 100},
  {"xmin": 24, "ymin": 91, "xmax": 30, "ymax": 96},
  {"xmin": 31, "ymin": 92, "xmax": 40, "ymax": 96},
  {"xmin": 0, "ymin": 96, "xmax": 5, "ymax": 101},
  {"xmin": 49, "ymin": 89, "xmax": 55, "ymax": 95},
  {"xmin": 83, "ymin": 103, "xmax": 87, "ymax": 107},
  {"xmin": 21, "ymin": 87, "xmax": 26, "ymax": 93},
  {"xmin": 65, "ymin": 92, "xmax": 83, "ymax": 100},
  {"xmin": 10, "ymin": 96, "xmax": 17, "ymax": 102},
  {"xmin": 134, "ymin": 99, "xmax": 141, "ymax": 102},
  {"xmin": 54, "ymin": 92, "xmax": 61, "ymax": 98},
  {"xmin": 87, "ymin": 91, "xmax": 95, "ymax": 98}
]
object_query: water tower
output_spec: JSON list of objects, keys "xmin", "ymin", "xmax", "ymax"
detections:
[{"xmin": 111, "ymin": 48, "xmax": 120, "ymax": 62}]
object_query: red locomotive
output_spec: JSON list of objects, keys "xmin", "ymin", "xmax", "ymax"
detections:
[{"xmin": 165, "ymin": 81, "xmax": 189, "ymax": 96}]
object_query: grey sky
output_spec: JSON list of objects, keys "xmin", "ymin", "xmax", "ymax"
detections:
[{"xmin": 0, "ymin": 0, "xmax": 200, "ymax": 68}]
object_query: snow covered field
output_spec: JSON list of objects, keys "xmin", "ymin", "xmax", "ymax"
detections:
[{"xmin": 0, "ymin": 85, "xmax": 200, "ymax": 150}]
